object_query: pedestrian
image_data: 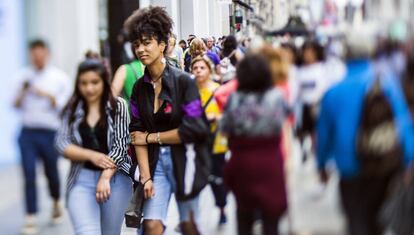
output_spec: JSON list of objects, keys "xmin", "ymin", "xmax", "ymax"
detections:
[
  {"xmin": 296, "ymin": 40, "xmax": 327, "ymax": 162},
  {"xmin": 13, "ymin": 39, "xmax": 72, "ymax": 235},
  {"xmin": 184, "ymin": 34, "xmax": 197, "ymax": 72},
  {"xmin": 220, "ymin": 53, "xmax": 289, "ymax": 235},
  {"xmin": 317, "ymin": 32, "xmax": 414, "ymax": 235},
  {"xmin": 191, "ymin": 56, "xmax": 229, "ymax": 226},
  {"xmin": 166, "ymin": 34, "xmax": 184, "ymax": 69},
  {"xmin": 219, "ymin": 35, "xmax": 243, "ymax": 83},
  {"xmin": 219, "ymin": 35, "xmax": 243, "ymax": 67},
  {"xmin": 179, "ymin": 39, "xmax": 187, "ymax": 51},
  {"xmin": 112, "ymin": 31, "xmax": 145, "ymax": 102},
  {"xmin": 55, "ymin": 58, "xmax": 133, "ymax": 235},
  {"xmin": 125, "ymin": 6, "xmax": 210, "ymax": 235},
  {"xmin": 189, "ymin": 38, "xmax": 221, "ymax": 79},
  {"xmin": 260, "ymin": 45, "xmax": 294, "ymax": 161},
  {"xmin": 206, "ymin": 37, "xmax": 220, "ymax": 55}
]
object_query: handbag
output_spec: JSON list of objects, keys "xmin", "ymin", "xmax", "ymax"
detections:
[{"xmin": 124, "ymin": 182, "xmax": 145, "ymax": 228}]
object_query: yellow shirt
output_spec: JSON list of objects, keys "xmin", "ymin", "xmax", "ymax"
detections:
[{"xmin": 199, "ymin": 82, "xmax": 228, "ymax": 154}]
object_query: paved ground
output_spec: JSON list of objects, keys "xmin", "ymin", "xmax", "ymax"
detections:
[{"xmin": 0, "ymin": 141, "xmax": 346, "ymax": 235}]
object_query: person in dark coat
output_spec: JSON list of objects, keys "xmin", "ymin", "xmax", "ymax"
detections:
[{"xmin": 125, "ymin": 6, "xmax": 210, "ymax": 235}]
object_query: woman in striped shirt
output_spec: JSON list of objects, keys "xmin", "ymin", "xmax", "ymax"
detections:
[{"xmin": 55, "ymin": 59, "xmax": 133, "ymax": 235}]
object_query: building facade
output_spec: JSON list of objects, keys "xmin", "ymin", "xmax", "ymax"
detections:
[{"xmin": 140, "ymin": 0, "xmax": 231, "ymax": 40}]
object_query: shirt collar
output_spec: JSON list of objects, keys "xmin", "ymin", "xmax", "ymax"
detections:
[{"xmin": 143, "ymin": 64, "xmax": 174, "ymax": 103}]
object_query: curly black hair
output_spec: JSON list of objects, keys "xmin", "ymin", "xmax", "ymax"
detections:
[{"xmin": 124, "ymin": 6, "xmax": 173, "ymax": 47}]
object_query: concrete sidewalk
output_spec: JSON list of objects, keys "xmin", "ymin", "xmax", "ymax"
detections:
[{"xmin": 0, "ymin": 143, "xmax": 345, "ymax": 235}]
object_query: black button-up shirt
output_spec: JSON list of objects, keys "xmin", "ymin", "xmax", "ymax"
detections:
[{"xmin": 129, "ymin": 64, "xmax": 210, "ymax": 200}]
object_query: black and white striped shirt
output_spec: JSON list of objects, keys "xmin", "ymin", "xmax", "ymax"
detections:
[{"xmin": 55, "ymin": 97, "xmax": 132, "ymax": 196}]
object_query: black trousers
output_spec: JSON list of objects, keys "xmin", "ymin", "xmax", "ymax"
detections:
[
  {"xmin": 237, "ymin": 207, "xmax": 280, "ymax": 235},
  {"xmin": 339, "ymin": 176, "xmax": 393, "ymax": 235},
  {"xmin": 209, "ymin": 153, "xmax": 228, "ymax": 208}
]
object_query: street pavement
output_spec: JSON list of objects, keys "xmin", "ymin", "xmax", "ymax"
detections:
[{"xmin": 0, "ymin": 141, "xmax": 346, "ymax": 235}]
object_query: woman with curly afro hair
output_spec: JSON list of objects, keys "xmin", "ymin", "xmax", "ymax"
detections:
[{"xmin": 126, "ymin": 6, "xmax": 210, "ymax": 235}]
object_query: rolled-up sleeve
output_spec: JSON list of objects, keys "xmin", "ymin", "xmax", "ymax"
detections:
[
  {"xmin": 178, "ymin": 77, "xmax": 209, "ymax": 143},
  {"xmin": 108, "ymin": 98, "xmax": 131, "ymax": 166}
]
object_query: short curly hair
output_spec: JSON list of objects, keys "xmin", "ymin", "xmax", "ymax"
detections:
[{"xmin": 124, "ymin": 6, "xmax": 173, "ymax": 47}]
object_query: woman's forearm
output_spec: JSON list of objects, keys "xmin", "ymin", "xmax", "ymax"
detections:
[
  {"xmin": 63, "ymin": 144, "xmax": 98, "ymax": 162},
  {"xmin": 147, "ymin": 129, "xmax": 182, "ymax": 145},
  {"xmin": 111, "ymin": 65, "xmax": 126, "ymax": 97},
  {"xmin": 100, "ymin": 168, "xmax": 117, "ymax": 180},
  {"xmin": 135, "ymin": 145, "xmax": 151, "ymax": 180}
]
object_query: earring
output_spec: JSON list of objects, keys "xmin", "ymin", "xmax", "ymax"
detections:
[{"xmin": 161, "ymin": 57, "xmax": 166, "ymax": 64}]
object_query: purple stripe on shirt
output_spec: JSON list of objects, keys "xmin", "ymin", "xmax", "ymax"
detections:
[
  {"xmin": 130, "ymin": 100, "xmax": 140, "ymax": 119},
  {"xmin": 181, "ymin": 100, "xmax": 203, "ymax": 118}
]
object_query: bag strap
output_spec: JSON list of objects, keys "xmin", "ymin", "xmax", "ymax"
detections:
[
  {"xmin": 203, "ymin": 87, "xmax": 219, "ymax": 110},
  {"xmin": 221, "ymin": 49, "xmax": 237, "ymax": 62},
  {"xmin": 128, "ymin": 62, "xmax": 142, "ymax": 80}
]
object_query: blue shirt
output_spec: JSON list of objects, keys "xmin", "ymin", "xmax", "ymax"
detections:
[{"xmin": 316, "ymin": 59, "xmax": 414, "ymax": 178}]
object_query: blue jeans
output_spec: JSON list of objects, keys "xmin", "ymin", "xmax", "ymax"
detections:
[
  {"xmin": 18, "ymin": 128, "xmax": 60, "ymax": 214},
  {"xmin": 139, "ymin": 147, "xmax": 200, "ymax": 231},
  {"xmin": 68, "ymin": 168, "xmax": 132, "ymax": 235}
]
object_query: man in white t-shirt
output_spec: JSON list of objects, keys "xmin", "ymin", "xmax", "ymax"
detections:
[{"xmin": 14, "ymin": 39, "xmax": 72, "ymax": 235}]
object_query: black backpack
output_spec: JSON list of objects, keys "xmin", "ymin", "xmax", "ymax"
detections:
[{"xmin": 356, "ymin": 78, "xmax": 403, "ymax": 178}]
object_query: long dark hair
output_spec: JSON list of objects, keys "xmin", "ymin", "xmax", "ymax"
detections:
[
  {"xmin": 63, "ymin": 59, "xmax": 117, "ymax": 126},
  {"xmin": 221, "ymin": 35, "xmax": 238, "ymax": 65},
  {"xmin": 300, "ymin": 40, "xmax": 325, "ymax": 65}
]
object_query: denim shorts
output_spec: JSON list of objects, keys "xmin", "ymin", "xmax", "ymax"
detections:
[{"xmin": 141, "ymin": 146, "xmax": 200, "ymax": 227}]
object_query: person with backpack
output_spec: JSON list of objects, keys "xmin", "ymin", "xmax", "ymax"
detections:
[
  {"xmin": 112, "ymin": 58, "xmax": 144, "ymax": 102},
  {"xmin": 316, "ymin": 32, "xmax": 414, "ymax": 235},
  {"xmin": 112, "ymin": 27, "xmax": 145, "ymax": 101},
  {"xmin": 191, "ymin": 55, "xmax": 229, "ymax": 226},
  {"xmin": 219, "ymin": 35, "xmax": 243, "ymax": 84}
]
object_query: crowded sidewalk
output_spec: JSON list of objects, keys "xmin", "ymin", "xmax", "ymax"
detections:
[{"xmin": 0, "ymin": 143, "xmax": 345, "ymax": 235}]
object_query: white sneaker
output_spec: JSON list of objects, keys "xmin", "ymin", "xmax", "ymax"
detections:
[
  {"xmin": 51, "ymin": 201, "xmax": 63, "ymax": 225},
  {"xmin": 20, "ymin": 215, "xmax": 38, "ymax": 235}
]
